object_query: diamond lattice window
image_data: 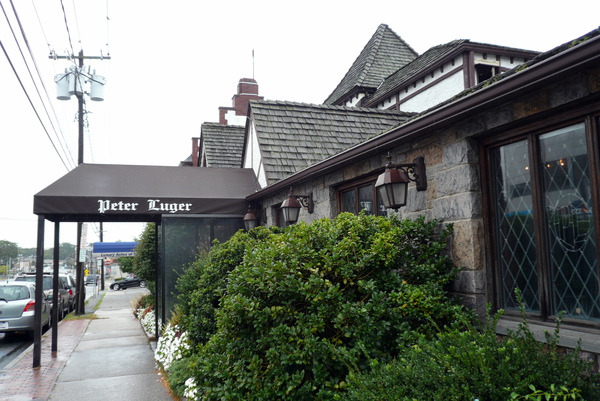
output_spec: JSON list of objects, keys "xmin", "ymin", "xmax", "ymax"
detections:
[{"xmin": 489, "ymin": 123, "xmax": 599, "ymax": 321}]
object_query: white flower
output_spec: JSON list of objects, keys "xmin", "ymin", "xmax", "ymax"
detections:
[
  {"xmin": 154, "ymin": 323, "xmax": 190, "ymax": 370},
  {"xmin": 138, "ymin": 308, "xmax": 156, "ymax": 337},
  {"xmin": 183, "ymin": 377, "xmax": 199, "ymax": 400}
]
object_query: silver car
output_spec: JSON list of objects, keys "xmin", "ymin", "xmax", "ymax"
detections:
[{"xmin": 0, "ymin": 282, "xmax": 50, "ymax": 338}]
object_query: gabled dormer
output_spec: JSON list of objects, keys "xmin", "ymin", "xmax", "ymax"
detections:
[{"xmin": 363, "ymin": 40, "xmax": 540, "ymax": 112}]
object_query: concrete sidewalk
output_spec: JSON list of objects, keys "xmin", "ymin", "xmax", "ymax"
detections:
[{"xmin": 0, "ymin": 287, "xmax": 173, "ymax": 401}]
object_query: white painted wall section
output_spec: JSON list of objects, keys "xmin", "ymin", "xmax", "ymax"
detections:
[
  {"xmin": 243, "ymin": 122, "xmax": 267, "ymax": 188},
  {"xmin": 400, "ymin": 70, "xmax": 464, "ymax": 113}
]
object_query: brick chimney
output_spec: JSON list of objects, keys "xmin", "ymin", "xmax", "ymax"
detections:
[
  {"xmin": 191, "ymin": 137, "xmax": 200, "ymax": 167},
  {"xmin": 219, "ymin": 78, "xmax": 263, "ymax": 125}
]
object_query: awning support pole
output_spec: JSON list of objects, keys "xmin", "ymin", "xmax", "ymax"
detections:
[
  {"xmin": 33, "ymin": 215, "xmax": 45, "ymax": 368},
  {"xmin": 52, "ymin": 223, "xmax": 60, "ymax": 352}
]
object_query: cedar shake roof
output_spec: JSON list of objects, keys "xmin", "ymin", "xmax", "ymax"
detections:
[
  {"xmin": 247, "ymin": 28, "xmax": 600, "ymax": 201},
  {"xmin": 201, "ymin": 123, "xmax": 246, "ymax": 168},
  {"xmin": 323, "ymin": 24, "xmax": 418, "ymax": 106},
  {"xmin": 249, "ymin": 100, "xmax": 415, "ymax": 184}
]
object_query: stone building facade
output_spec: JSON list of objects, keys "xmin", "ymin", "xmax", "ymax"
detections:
[{"xmin": 247, "ymin": 29, "xmax": 600, "ymax": 359}]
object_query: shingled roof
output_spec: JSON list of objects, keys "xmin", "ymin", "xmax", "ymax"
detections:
[
  {"xmin": 249, "ymin": 100, "xmax": 415, "ymax": 184},
  {"xmin": 323, "ymin": 24, "xmax": 418, "ymax": 106},
  {"xmin": 201, "ymin": 123, "xmax": 246, "ymax": 168}
]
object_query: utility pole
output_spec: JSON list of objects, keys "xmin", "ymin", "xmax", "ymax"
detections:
[
  {"xmin": 100, "ymin": 222, "xmax": 105, "ymax": 291},
  {"xmin": 51, "ymin": 49, "xmax": 110, "ymax": 315}
]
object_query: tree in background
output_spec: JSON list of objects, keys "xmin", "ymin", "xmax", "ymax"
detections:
[
  {"xmin": 0, "ymin": 240, "xmax": 18, "ymax": 265},
  {"xmin": 132, "ymin": 223, "xmax": 157, "ymax": 294},
  {"xmin": 42, "ymin": 242, "xmax": 77, "ymax": 268},
  {"xmin": 119, "ymin": 256, "xmax": 134, "ymax": 276}
]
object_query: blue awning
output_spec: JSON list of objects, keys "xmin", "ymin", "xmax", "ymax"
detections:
[{"xmin": 92, "ymin": 241, "xmax": 138, "ymax": 257}]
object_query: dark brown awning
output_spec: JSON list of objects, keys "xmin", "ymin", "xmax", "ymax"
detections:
[{"xmin": 34, "ymin": 164, "xmax": 259, "ymax": 222}]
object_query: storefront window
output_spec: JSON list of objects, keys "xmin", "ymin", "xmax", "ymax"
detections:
[{"xmin": 489, "ymin": 123, "xmax": 599, "ymax": 321}]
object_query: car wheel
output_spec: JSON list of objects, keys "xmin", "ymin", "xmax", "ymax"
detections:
[
  {"xmin": 113, "ymin": 283, "xmax": 120, "ymax": 291},
  {"xmin": 139, "ymin": 281, "xmax": 146, "ymax": 288}
]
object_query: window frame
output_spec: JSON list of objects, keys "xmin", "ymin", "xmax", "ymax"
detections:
[
  {"xmin": 336, "ymin": 175, "xmax": 387, "ymax": 217},
  {"xmin": 481, "ymin": 111, "xmax": 600, "ymax": 328}
]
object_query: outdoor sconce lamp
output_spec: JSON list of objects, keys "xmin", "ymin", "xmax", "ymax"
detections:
[
  {"xmin": 375, "ymin": 153, "xmax": 427, "ymax": 211},
  {"xmin": 280, "ymin": 187, "xmax": 314, "ymax": 225},
  {"xmin": 243, "ymin": 205, "xmax": 259, "ymax": 231}
]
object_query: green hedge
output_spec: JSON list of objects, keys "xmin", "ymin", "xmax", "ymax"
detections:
[
  {"xmin": 180, "ymin": 214, "xmax": 468, "ymax": 400},
  {"xmin": 344, "ymin": 309, "xmax": 600, "ymax": 400}
]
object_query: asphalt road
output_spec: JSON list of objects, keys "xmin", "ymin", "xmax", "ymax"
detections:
[{"xmin": 0, "ymin": 332, "xmax": 33, "ymax": 370}]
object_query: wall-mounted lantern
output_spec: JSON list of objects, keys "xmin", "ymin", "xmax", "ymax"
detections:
[
  {"xmin": 243, "ymin": 205, "xmax": 259, "ymax": 231},
  {"xmin": 280, "ymin": 187, "xmax": 314, "ymax": 225},
  {"xmin": 375, "ymin": 154, "xmax": 427, "ymax": 211}
]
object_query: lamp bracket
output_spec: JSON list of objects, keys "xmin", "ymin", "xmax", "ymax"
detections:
[
  {"xmin": 386, "ymin": 155, "xmax": 427, "ymax": 191},
  {"xmin": 287, "ymin": 187, "xmax": 314, "ymax": 213}
]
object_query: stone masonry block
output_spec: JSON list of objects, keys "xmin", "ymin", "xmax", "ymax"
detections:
[
  {"xmin": 443, "ymin": 139, "xmax": 478, "ymax": 165},
  {"xmin": 436, "ymin": 164, "xmax": 480, "ymax": 197},
  {"xmin": 451, "ymin": 219, "xmax": 484, "ymax": 270},
  {"xmin": 452, "ymin": 269, "xmax": 485, "ymax": 294},
  {"xmin": 432, "ymin": 192, "xmax": 482, "ymax": 220}
]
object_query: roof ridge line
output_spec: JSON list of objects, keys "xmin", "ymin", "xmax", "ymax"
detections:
[{"xmin": 250, "ymin": 99, "xmax": 415, "ymax": 115}]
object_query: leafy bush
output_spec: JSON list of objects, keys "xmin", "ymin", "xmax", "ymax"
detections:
[
  {"xmin": 177, "ymin": 226, "xmax": 283, "ymax": 346},
  {"xmin": 132, "ymin": 293, "xmax": 154, "ymax": 310},
  {"xmin": 344, "ymin": 308, "xmax": 600, "ymax": 401},
  {"xmin": 188, "ymin": 213, "xmax": 468, "ymax": 400},
  {"xmin": 511, "ymin": 384, "xmax": 583, "ymax": 400}
]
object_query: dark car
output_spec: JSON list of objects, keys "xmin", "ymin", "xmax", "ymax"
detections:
[
  {"xmin": 59, "ymin": 274, "xmax": 85, "ymax": 312},
  {"xmin": 0, "ymin": 282, "xmax": 51, "ymax": 337},
  {"xmin": 85, "ymin": 275, "xmax": 99, "ymax": 286},
  {"xmin": 109, "ymin": 275, "xmax": 146, "ymax": 291},
  {"xmin": 15, "ymin": 273, "xmax": 70, "ymax": 320}
]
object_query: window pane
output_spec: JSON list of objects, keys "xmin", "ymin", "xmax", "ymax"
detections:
[
  {"xmin": 358, "ymin": 185, "xmax": 374, "ymax": 215},
  {"xmin": 375, "ymin": 192, "xmax": 388, "ymax": 217},
  {"xmin": 341, "ymin": 189, "xmax": 356, "ymax": 214},
  {"xmin": 540, "ymin": 124, "xmax": 599, "ymax": 320},
  {"xmin": 491, "ymin": 140, "xmax": 539, "ymax": 312},
  {"xmin": 277, "ymin": 208, "xmax": 289, "ymax": 228}
]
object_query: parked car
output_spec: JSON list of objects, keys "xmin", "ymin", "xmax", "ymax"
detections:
[
  {"xmin": 109, "ymin": 275, "xmax": 146, "ymax": 291},
  {"xmin": 0, "ymin": 282, "xmax": 50, "ymax": 338},
  {"xmin": 59, "ymin": 274, "xmax": 85, "ymax": 312},
  {"xmin": 15, "ymin": 273, "xmax": 70, "ymax": 320},
  {"xmin": 85, "ymin": 275, "xmax": 98, "ymax": 286}
]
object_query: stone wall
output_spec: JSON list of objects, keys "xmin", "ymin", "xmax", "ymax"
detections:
[{"xmin": 257, "ymin": 63, "xmax": 600, "ymax": 323}]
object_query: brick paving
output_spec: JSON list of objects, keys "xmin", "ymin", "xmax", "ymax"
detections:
[{"xmin": 0, "ymin": 319, "xmax": 89, "ymax": 401}]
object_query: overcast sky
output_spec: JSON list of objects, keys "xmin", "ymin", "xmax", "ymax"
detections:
[{"xmin": 1, "ymin": 0, "xmax": 598, "ymax": 249}]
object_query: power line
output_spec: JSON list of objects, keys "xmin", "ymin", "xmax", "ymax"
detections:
[
  {"xmin": 30, "ymin": 0, "xmax": 51, "ymax": 54},
  {"xmin": 5, "ymin": 0, "xmax": 76, "ymax": 169},
  {"xmin": 0, "ymin": 38, "xmax": 71, "ymax": 171},
  {"xmin": 70, "ymin": 0, "xmax": 82, "ymax": 49},
  {"xmin": 59, "ymin": 0, "xmax": 75, "ymax": 57}
]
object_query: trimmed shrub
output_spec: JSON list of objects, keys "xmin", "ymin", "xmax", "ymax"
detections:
[
  {"xmin": 344, "ymin": 309, "xmax": 600, "ymax": 401},
  {"xmin": 189, "ymin": 213, "xmax": 468, "ymax": 400},
  {"xmin": 177, "ymin": 225, "xmax": 283, "ymax": 346}
]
